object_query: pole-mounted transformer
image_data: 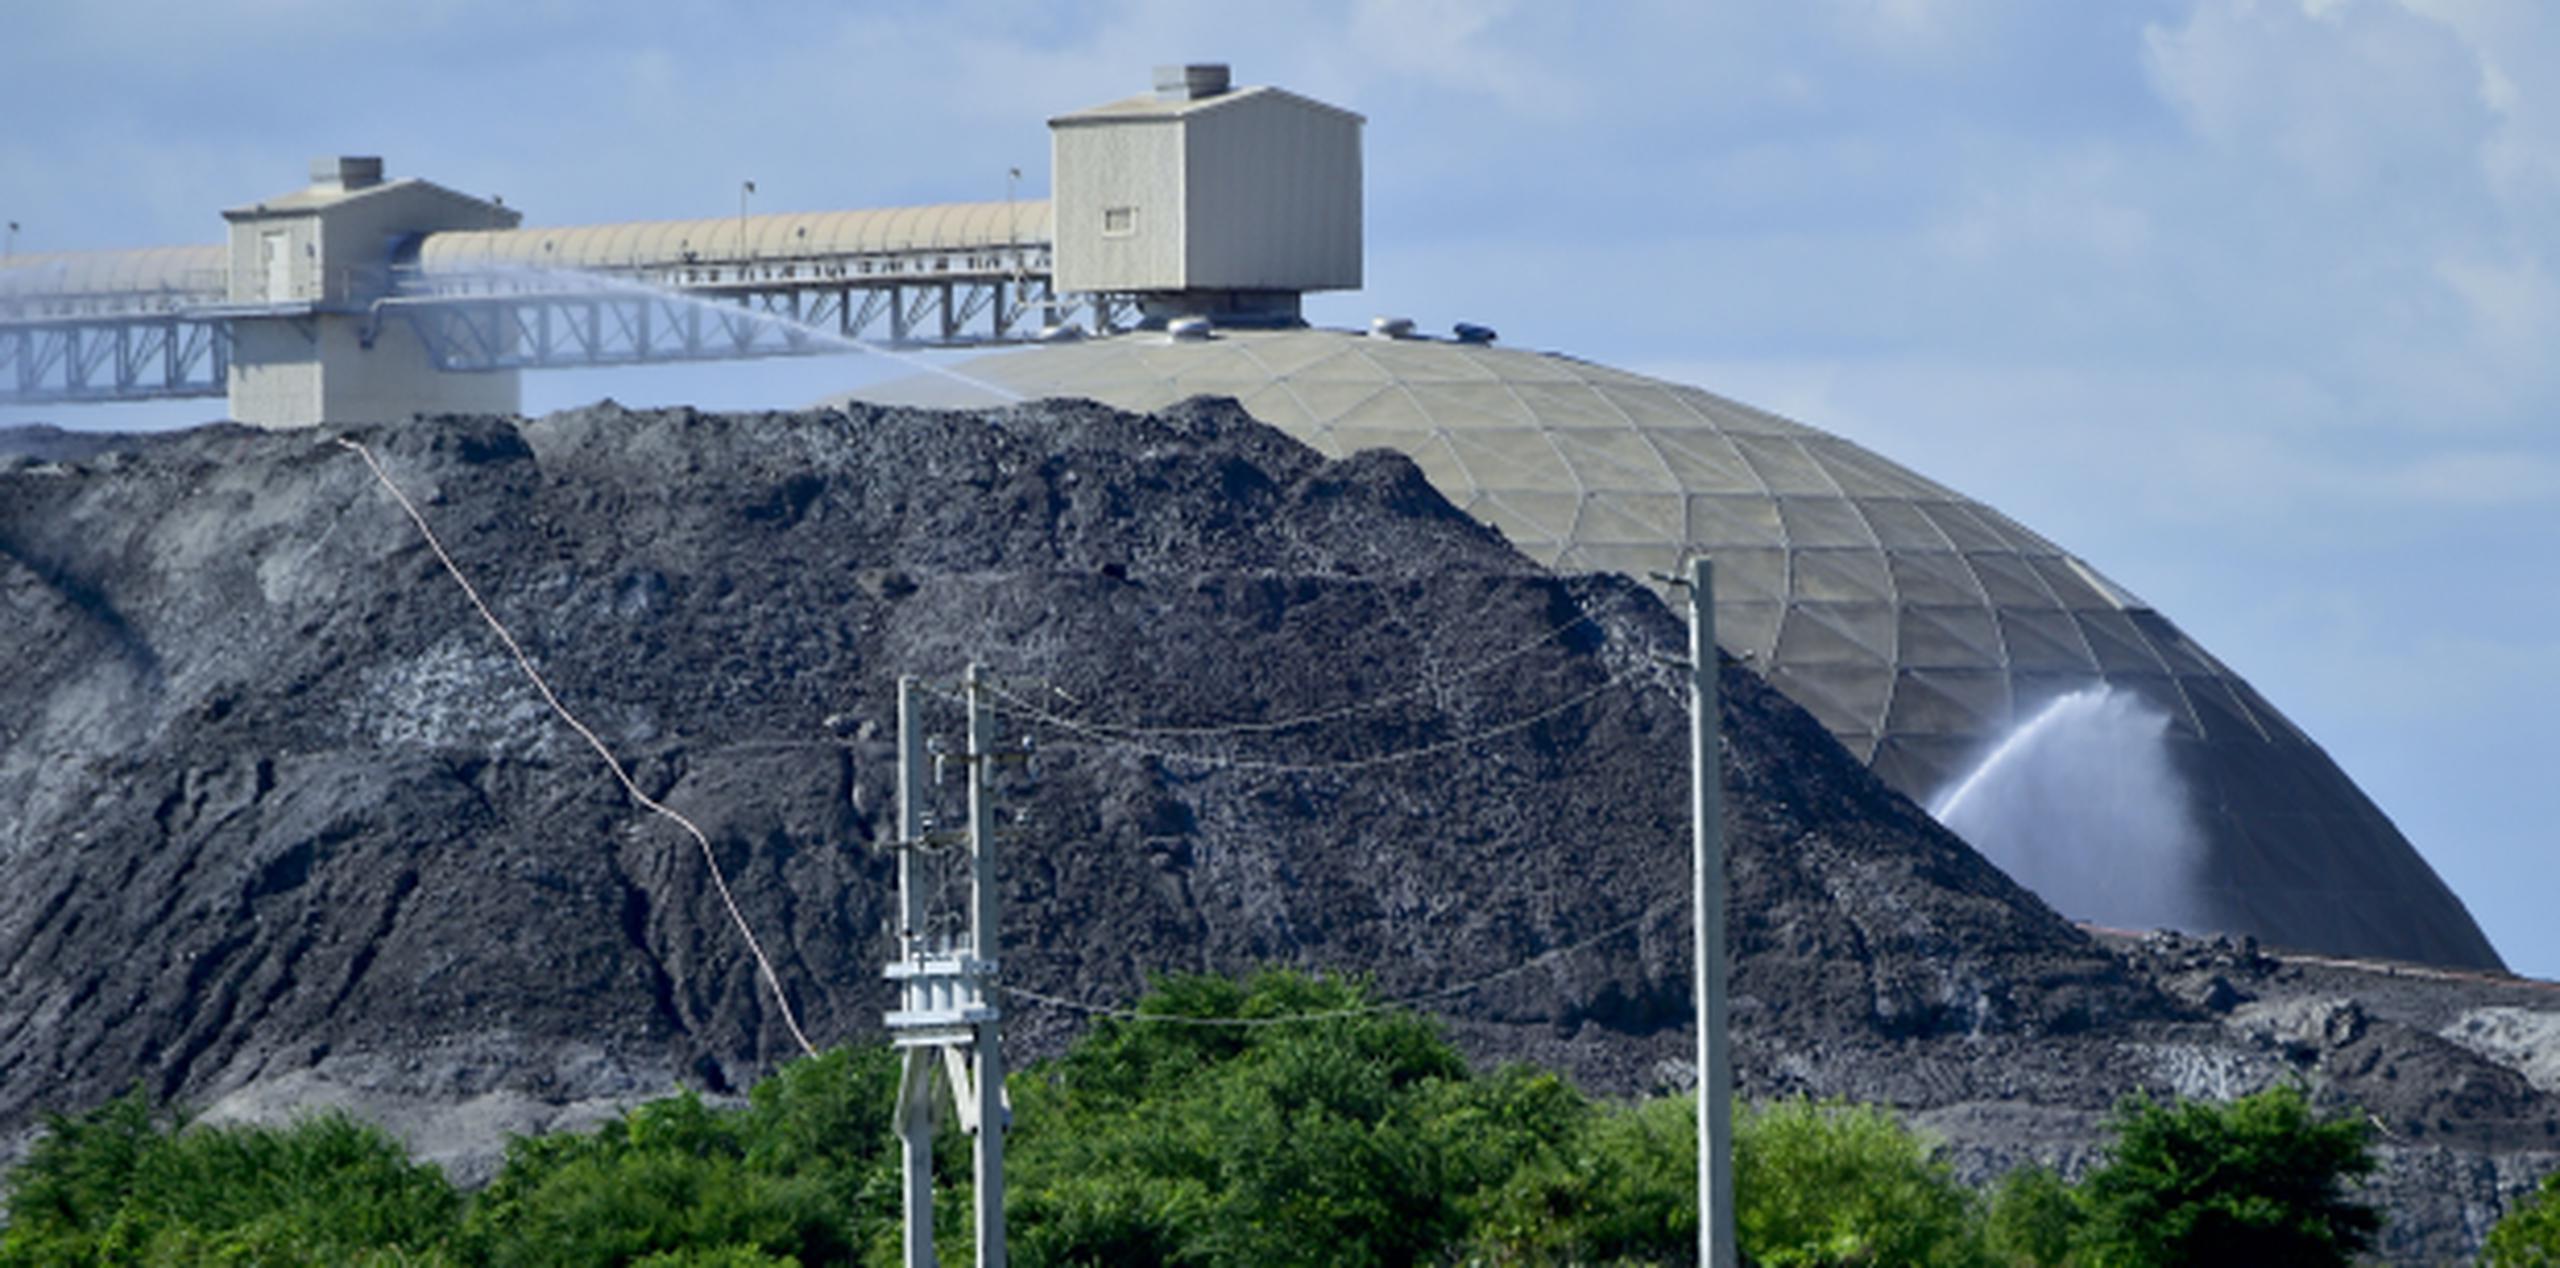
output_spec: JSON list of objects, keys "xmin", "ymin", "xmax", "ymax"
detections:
[{"xmin": 886, "ymin": 665, "xmax": 1024, "ymax": 1268}]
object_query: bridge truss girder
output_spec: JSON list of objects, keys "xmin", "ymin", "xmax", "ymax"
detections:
[
  {"xmin": 0, "ymin": 317, "xmax": 229, "ymax": 404},
  {"xmin": 387, "ymin": 276, "xmax": 1135, "ymax": 374}
]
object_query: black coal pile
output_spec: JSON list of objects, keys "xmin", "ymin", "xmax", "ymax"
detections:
[{"xmin": 0, "ymin": 403, "xmax": 2550, "ymax": 1259}]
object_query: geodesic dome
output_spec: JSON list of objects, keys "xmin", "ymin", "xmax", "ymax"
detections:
[{"xmin": 853, "ymin": 327, "xmax": 2502, "ymax": 970}]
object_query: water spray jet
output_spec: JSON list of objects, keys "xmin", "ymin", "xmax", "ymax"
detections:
[
  {"xmin": 1930, "ymin": 685, "xmax": 2210, "ymax": 934},
  {"xmin": 394, "ymin": 263, "xmax": 1026, "ymax": 405}
]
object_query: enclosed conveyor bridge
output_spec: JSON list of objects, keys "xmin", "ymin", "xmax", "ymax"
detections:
[
  {"xmin": 388, "ymin": 199, "xmax": 1105, "ymax": 371},
  {"xmin": 0, "ymin": 193, "xmax": 1115, "ymax": 414},
  {"xmin": 0, "ymin": 63, "xmax": 1364, "ymax": 427}
]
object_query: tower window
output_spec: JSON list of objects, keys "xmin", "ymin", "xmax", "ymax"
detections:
[{"xmin": 1101, "ymin": 206, "xmax": 1137, "ymax": 237}]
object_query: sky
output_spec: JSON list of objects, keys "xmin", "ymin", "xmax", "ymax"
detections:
[{"xmin": 5, "ymin": 1, "xmax": 2555, "ymax": 976}]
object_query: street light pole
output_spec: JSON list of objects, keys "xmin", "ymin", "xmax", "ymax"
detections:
[
  {"xmin": 1005, "ymin": 167, "xmax": 1022, "ymax": 275},
  {"xmin": 738, "ymin": 180, "xmax": 756, "ymax": 269},
  {"xmin": 1687, "ymin": 556, "xmax": 1735, "ymax": 1268}
]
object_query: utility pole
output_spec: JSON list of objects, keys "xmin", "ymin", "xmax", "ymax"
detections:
[
  {"xmin": 965, "ymin": 663, "xmax": 1008, "ymax": 1268},
  {"xmin": 1687, "ymin": 557, "xmax": 1735, "ymax": 1268},
  {"xmin": 885, "ymin": 667, "xmax": 1016, "ymax": 1268},
  {"xmin": 892, "ymin": 676, "xmax": 937, "ymax": 1268}
]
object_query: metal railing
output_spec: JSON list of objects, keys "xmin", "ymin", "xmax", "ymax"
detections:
[
  {"xmin": 385, "ymin": 273, "xmax": 1132, "ymax": 373},
  {"xmin": 0, "ymin": 267, "xmax": 228, "ymax": 321},
  {"xmin": 0, "ymin": 240, "xmax": 1119, "ymax": 404}
]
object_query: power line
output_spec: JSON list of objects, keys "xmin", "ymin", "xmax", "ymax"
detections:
[
  {"xmin": 1000, "ymin": 902, "xmax": 1672, "ymax": 1028},
  {"xmin": 337, "ymin": 437, "xmax": 819, "ymax": 1060},
  {"xmin": 974, "ymin": 670, "xmax": 1636, "ymax": 775},
  {"xmin": 334, "ymin": 435, "xmax": 1668, "ymax": 1061},
  {"xmin": 993, "ymin": 582, "xmax": 1650, "ymax": 741}
]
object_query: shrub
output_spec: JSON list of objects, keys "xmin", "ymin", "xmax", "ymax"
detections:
[
  {"xmin": 2073, "ymin": 1084, "xmax": 2377, "ymax": 1268},
  {"xmin": 1736, "ymin": 1097, "xmax": 1989, "ymax": 1268},
  {"xmin": 1985, "ymin": 1164, "xmax": 2079, "ymax": 1268},
  {"xmin": 0, "ymin": 1088, "xmax": 460, "ymax": 1266},
  {"xmin": 2482, "ymin": 1168, "xmax": 2560, "ymax": 1267},
  {"xmin": 458, "ymin": 1051, "xmax": 907, "ymax": 1268},
  {"xmin": 1008, "ymin": 968, "xmax": 1562, "ymax": 1267},
  {"xmin": 1466, "ymin": 1089, "xmax": 1692, "ymax": 1264},
  {"xmin": 1471, "ymin": 1094, "xmax": 1990, "ymax": 1268}
]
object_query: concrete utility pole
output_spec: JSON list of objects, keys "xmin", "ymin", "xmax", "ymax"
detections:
[
  {"xmin": 885, "ymin": 668, "xmax": 1014, "ymax": 1268},
  {"xmin": 965, "ymin": 663, "xmax": 1009, "ymax": 1267},
  {"xmin": 1688, "ymin": 557, "xmax": 1735, "ymax": 1268},
  {"xmin": 892, "ymin": 677, "xmax": 937, "ymax": 1268}
]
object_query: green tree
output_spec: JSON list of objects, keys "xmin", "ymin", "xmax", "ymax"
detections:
[
  {"xmin": 2482, "ymin": 1168, "xmax": 2560, "ymax": 1267},
  {"xmin": 1736, "ymin": 1097, "xmax": 1990, "ymax": 1268},
  {"xmin": 2074, "ymin": 1085, "xmax": 2377, "ymax": 1268},
  {"xmin": 460, "ymin": 1046, "xmax": 910, "ymax": 1267},
  {"xmin": 1471, "ymin": 1094, "xmax": 1991, "ymax": 1268},
  {"xmin": 1985, "ymin": 1164, "xmax": 2079, "ymax": 1268},
  {"xmin": 0, "ymin": 1088, "xmax": 460, "ymax": 1266},
  {"xmin": 1007, "ymin": 968, "xmax": 1577, "ymax": 1267},
  {"xmin": 1465, "ymin": 1090, "xmax": 1692, "ymax": 1264}
]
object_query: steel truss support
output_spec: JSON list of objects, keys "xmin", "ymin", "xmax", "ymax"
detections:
[
  {"xmin": 0, "ymin": 265, "xmax": 1137, "ymax": 403},
  {"xmin": 0, "ymin": 317, "xmax": 229, "ymax": 404},
  {"xmin": 391, "ymin": 274, "xmax": 1129, "ymax": 374}
]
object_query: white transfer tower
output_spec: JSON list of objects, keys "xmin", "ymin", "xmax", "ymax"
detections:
[{"xmin": 1050, "ymin": 63, "xmax": 1363, "ymax": 326}]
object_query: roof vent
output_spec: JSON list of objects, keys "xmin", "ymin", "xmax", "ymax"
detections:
[
  {"xmin": 1369, "ymin": 315, "xmax": 1416, "ymax": 340},
  {"xmin": 1154, "ymin": 64, "xmax": 1231, "ymax": 102},
  {"xmin": 1167, "ymin": 314, "xmax": 1214, "ymax": 341},
  {"xmin": 1454, "ymin": 322, "xmax": 1499, "ymax": 345},
  {"xmin": 310, "ymin": 156, "xmax": 384, "ymax": 192}
]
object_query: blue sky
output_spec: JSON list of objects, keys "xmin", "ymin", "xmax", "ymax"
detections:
[{"xmin": 7, "ymin": 1, "xmax": 2555, "ymax": 976}]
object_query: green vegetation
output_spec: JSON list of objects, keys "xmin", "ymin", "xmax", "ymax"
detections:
[
  {"xmin": 2482, "ymin": 1168, "xmax": 2560, "ymax": 1266},
  {"xmin": 0, "ymin": 1089, "xmax": 458, "ymax": 1265},
  {"xmin": 457, "ymin": 1048, "xmax": 900, "ymax": 1266},
  {"xmin": 2072, "ymin": 1085, "xmax": 2378, "ymax": 1267},
  {"xmin": 1983, "ymin": 1165, "xmax": 2077, "ymax": 1268},
  {"xmin": 0, "ymin": 972, "xmax": 2389, "ymax": 1267},
  {"xmin": 1731, "ymin": 1098, "xmax": 1988, "ymax": 1267},
  {"xmin": 1007, "ymin": 970, "xmax": 1543, "ymax": 1265}
]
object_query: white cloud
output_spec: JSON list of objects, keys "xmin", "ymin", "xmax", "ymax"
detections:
[
  {"xmin": 2398, "ymin": 0, "xmax": 2560, "ymax": 216},
  {"xmin": 1346, "ymin": 0, "xmax": 1580, "ymax": 115},
  {"xmin": 2434, "ymin": 251, "xmax": 2560, "ymax": 360},
  {"xmin": 2142, "ymin": 0, "xmax": 2488, "ymax": 196},
  {"xmin": 1926, "ymin": 148, "xmax": 2154, "ymax": 263},
  {"xmin": 1815, "ymin": 0, "xmax": 2015, "ymax": 64}
]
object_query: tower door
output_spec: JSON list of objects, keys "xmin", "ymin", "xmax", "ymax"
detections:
[{"xmin": 262, "ymin": 230, "xmax": 292, "ymax": 302}]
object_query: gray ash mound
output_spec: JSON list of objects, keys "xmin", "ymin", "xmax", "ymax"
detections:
[
  {"xmin": 0, "ymin": 423, "xmax": 160, "ymax": 465},
  {"xmin": 0, "ymin": 397, "xmax": 2144, "ymax": 1123},
  {"xmin": 0, "ymin": 399, "xmax": 2552, "ymax": 1258}
]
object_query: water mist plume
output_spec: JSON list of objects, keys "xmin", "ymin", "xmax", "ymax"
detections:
[
  {"xmin": 1929, "ymin": 685, "xmax": 2208, "ymax": 933},
  {"xmin": 428, "ymin": 264, "xmax": 1024, "ymax": 404}
]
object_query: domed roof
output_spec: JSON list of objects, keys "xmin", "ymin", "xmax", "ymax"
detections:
[{"xmin": 853, "ymin": 327, "xmax": 2502, "ymax": 970}]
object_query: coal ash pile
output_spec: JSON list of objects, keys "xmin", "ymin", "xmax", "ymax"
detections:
[{"xmin": 0, "ymin": 400, "xmax": 2550, "ymax": 1259}]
